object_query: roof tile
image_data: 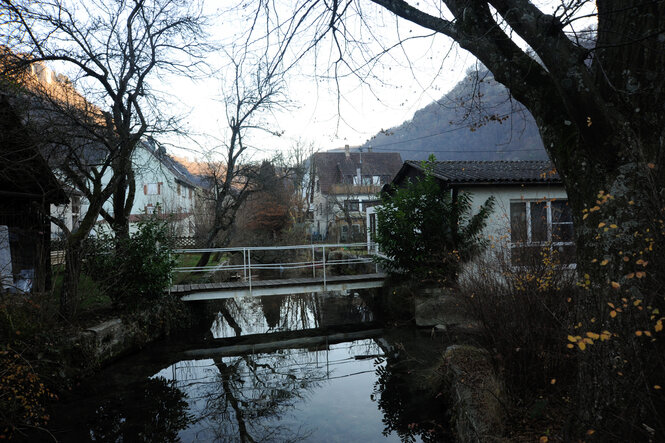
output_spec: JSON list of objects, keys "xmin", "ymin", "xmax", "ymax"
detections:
[{"xmin": 404, "ymin": 160, "xmax": 560, "ymax": 185}]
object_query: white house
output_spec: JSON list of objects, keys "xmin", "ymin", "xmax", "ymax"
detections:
[
  {"xmin": 105, "ymin": 138, "xmax": 202, "ymax": 238},
  {"xmin": 11, "ymin": 58, "xmax": 204, "ymax": 243},
  {"xmin": 309, "ymin": 147, "xmax": 402, "ymax": 242},
  {"xmin": 372, "ymin": 160, "xmax": 573, "ymax": 266},
  {"xmin": 51, "ymin": 138, "xmax": 203, "ymax": 240}
]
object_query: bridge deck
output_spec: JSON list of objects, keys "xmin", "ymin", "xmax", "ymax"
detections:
[{"xmin": 171, "ymin": 273, "xmax": 387, "ymax": 301}]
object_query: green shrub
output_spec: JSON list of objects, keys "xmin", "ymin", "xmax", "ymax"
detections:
[
  {"xmin": 84, "ymin": 217, "xmax": 176, "ymax": 309},
  {"xmin": 375, "ymin": 156, "xmax": 494, "ymax": 285}
]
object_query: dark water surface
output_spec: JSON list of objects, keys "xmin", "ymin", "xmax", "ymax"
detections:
[{"xmin": 47, "ymin": 289, "xmax": 451, "ymax": 442}]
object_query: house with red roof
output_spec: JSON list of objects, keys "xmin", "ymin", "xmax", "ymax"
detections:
[{"xmin": 310, "ymin": 147, "xmax": 402, "ymax": 242}]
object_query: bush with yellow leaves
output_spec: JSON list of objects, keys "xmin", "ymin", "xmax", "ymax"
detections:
[{"xmin": 0, "ymin": 348, "xmax": 56, "ymax": 439}]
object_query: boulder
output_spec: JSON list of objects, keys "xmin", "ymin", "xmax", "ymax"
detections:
[
  {"xmin": 414, "ymin": 288, "xmax": 477, "ymax": 330},
  {"xmin": 443, "ymin": 345, "xmax": 506, "ymax": 442}
]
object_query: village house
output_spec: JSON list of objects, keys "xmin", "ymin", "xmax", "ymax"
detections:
[
  {"xmin": 2, "ymin": 54, "xmax": 203, "ymax": 244},
  {"xmin": 309, "ymin": 147, "xmax": 402, "ymax": 242},
  {"xmin": 121, "ymin": 138, "xmax": 202, "ymax": 240},
  {"xmin": 372, "ymin": 160, "xmax": 573, "ymax": 266},
  {"xmin": 49, "ymin": 136, "xmax": 204, "ymax": 243}
]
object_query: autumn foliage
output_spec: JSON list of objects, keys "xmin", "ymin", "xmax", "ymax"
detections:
[
  {"xmin": 0, "ymin": 349, "xmax": 55, "ymax": 439},
  {"xmin": 461, "ymin": 185, "xmax": 665, "ymax": 440}
]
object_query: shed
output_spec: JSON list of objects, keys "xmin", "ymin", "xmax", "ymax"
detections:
[{"xmin": 0, "ymin": 93, "xmax": 68, "ymax": 292}]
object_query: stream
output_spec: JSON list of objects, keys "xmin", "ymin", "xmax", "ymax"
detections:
[{"xmin": 47, "ymin": 289, "xmax": 452, "ymax": 442}]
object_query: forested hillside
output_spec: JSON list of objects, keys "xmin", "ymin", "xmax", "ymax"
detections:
[{"xmin": 360, "ymin": 70, "xmax": 548, "ymax": 161}]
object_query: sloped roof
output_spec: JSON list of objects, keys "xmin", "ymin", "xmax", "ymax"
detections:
[
  {"xmin": 140, "ymin": 138, "xmax": 202, "ymax": 189},
  {"xmin": 1, "ymin": 54, "xmax": 112, "ymax": 170},
  {"xmin": 312, "ymin": 151, "xmax": 403, "ymax": 193},
  {"xmin": 0, "ymin": 93, "xmax": 68, "ymax": 204},
  {"xmin": 394, "ymin": 160, "xmax": 560, "ymax": 186}
]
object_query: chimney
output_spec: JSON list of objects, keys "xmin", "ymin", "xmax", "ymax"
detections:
[
  {"xmin": 357, "ymin": 147, "xmax": 362, "ymax": 184},
  {"xmin": 345, "ymin": 144, "xmax": 350, "ymax": 159}
]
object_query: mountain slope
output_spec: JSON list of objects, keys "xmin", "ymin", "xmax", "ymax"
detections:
[{"xmin": 361, "ymin": 70, "xmax": 548, "ymax": 161}]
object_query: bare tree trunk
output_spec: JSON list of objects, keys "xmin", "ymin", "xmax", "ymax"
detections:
[{"xmin": 61, "ymin": 238, "xmax": 81, "ymax": 318}]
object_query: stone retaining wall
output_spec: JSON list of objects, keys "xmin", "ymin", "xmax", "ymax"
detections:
[
  {"xmin": 63, "ymin": 301, "xmax": 192, "ymax": 377},
  {"xmin": 443, "ymin": 345, "xmax": 506, "ymax": 442}
]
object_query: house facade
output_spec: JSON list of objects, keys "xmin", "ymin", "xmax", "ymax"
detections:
[
  {"xmin": 98, "ymin": 138, "xmax": 202, "ymax": 239},
  {"xmin": 378, "ymin": 160, "xmax": 573, "ymax": 266},
  {"xmin": 309, "ymin": 148, "xmax": 402, "ymax": 242}
]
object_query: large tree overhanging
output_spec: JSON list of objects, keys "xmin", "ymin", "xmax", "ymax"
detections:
[
  {"xmin": 305, "ymin": 0, "xmax": 665, "ymax": 256},
  {"xmin": 268, "ymin": 0, "xmax": 664, "ymax": 437}
]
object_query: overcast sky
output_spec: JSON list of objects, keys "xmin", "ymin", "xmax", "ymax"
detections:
[
  {"xmin": 42, "ymin": 1, "xmax": 594, "ymax": 163},
  {"xmin": 164, "ymin": 2, "xmax": 478, "ymax": 162}
]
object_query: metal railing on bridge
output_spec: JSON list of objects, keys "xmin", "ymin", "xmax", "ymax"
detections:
[{"xmin": 173, "ymin": 242, "xmax": 381, "ymax": 292}]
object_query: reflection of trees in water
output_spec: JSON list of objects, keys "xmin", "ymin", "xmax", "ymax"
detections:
[
  {"xmin": 210, "ymin": 293, "xmax": 322, "ymax": 338},
  {"xmin": 278, "ymin": 293, "xmax": 321, "ymax": 331},
  {"xmin": 260, "ymin": 294, "xmax": 282, "ymax": 329},
  {"xmin": 182, "ymin": 348, "xmax": 326, "ymax": 442},
  {"xmin": 372, "ymin": 352, "xmax": 451, "ymax": 443},
  {"xmin": 88, "ymin": 377, "xmax": 192, "ymax": 442},
  {"xmin": 209, "ymin": 290, "xmax": 378, "ymax": 339}
]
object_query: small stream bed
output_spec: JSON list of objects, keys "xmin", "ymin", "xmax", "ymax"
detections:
[{"xmin": 46, "ymin": 289, "xmax": 453, "ymax": 442}]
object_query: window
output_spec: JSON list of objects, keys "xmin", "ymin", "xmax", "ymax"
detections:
[
  {"xmin": 177, "ymin": 183, "xmax": 181, "ymax": 196},
  {"xmin": 372, "ymin": 176, "xmax": 381, "ymax": 185},
  {"xmin": 189, "ymin": 188, "xmax": 193, "ymax": 199},
  {"xmin": 344, "ymin": 200, "xmax": 360, "ymax": 212},
  {"xmin": 341, "ymin": 225, "xmax": 349, "ymax": 241},
  {"xmin": 145, "ymin": 204, "xmax": 155, "ymax": 215},
  {"xmin": 144, "ymin": 183, "xmax": 160, "ymax": 195},
  {"xmin": 510, "ymin": 199, "xmax": 575, "ymax": 265},
  {"xmin": 362, "ymin": 176, "xmax": 372, "ymax": 185}
]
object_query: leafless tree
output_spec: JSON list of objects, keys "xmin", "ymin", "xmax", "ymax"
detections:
[
  {"xmin": 259, "ymin": 0, "xmax": 665, "ymax": 436},
  {"xmin": 284, "ymin": 139, "xmax": 318, "ymax": 228},
  {"xmin": 193, "ymin": 29, "xmax": 293, "ymax": 267},
  {"xmin": 0, "ymin": 0, "xmax": 209, "ymax": 315}
]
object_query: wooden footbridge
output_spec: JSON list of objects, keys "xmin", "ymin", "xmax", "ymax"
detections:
[{"xmin": 170, "ymin": 242, "xmax": 387, "ymax": 301}]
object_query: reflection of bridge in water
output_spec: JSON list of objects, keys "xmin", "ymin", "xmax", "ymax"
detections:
[{"xmin": 171, "ymin": 242, "xmax": 386, "ymax": 300}]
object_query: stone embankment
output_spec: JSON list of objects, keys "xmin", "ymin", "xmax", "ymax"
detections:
[
  {"xmin": 414, "ymin": 286, "xmax": 506, "ymax": 442},
  {"xmin": 61, "ymin": 301, "xmax": 190, "ymax": 378}
]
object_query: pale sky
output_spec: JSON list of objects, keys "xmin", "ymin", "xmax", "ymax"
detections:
[
  {"xmin": 164, "ymin": 2, "xmax": 477, "ymax": 162},
  {"xmin": 42, "ymin": 0, "xmax": 594, "ymax": 163}
]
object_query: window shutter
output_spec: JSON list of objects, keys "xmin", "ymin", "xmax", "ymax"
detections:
[
  {"xmin": 143, "ymin": 184, "xmax": 147, "ymax": 195},
  {"xmin": 158, "ymin": 182, "xmax": 163, "ymax": 195}
]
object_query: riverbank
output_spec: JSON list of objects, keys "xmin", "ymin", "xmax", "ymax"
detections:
[
  {"xmin": 0, "ymin": 292, "xmax": 194, "ymax": 440},
  {"xmin": 390, "ymin": 279, "xmax": 572, "ymax": 442},
  {"xmin": 63, "ymin": 298, "xmax": 194, "ymax": 376},
  {"xmin": 387, "ymin": 282, "xmax": 508, "ymax": 442}
]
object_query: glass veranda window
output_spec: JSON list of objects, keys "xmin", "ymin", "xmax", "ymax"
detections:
[{"xmin": 510, "ymin": 199, "xmax": 575, "ymax": 265}]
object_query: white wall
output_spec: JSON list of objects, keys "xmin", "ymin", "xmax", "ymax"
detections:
[
  {"xmin": 52, "ymin": 144, "xmax": 199, "ymax": 239},
  {"xmin": 368, "ymin": 183, "xmax": 571, "ymax": 277},
  {"xmin": 129, "ymin": 146, "xmax": 196, "ymax": 217},
  {"xmin": 458, "ymin": 184, "xmax": 573, "ymax": 284},
  {"xmin": 461, "ymin": 184, "xmax": 568, "ymax": 245},
  {"xmin": 310, "ymin": 186, "xmax": 379, "ymax": 240}
]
